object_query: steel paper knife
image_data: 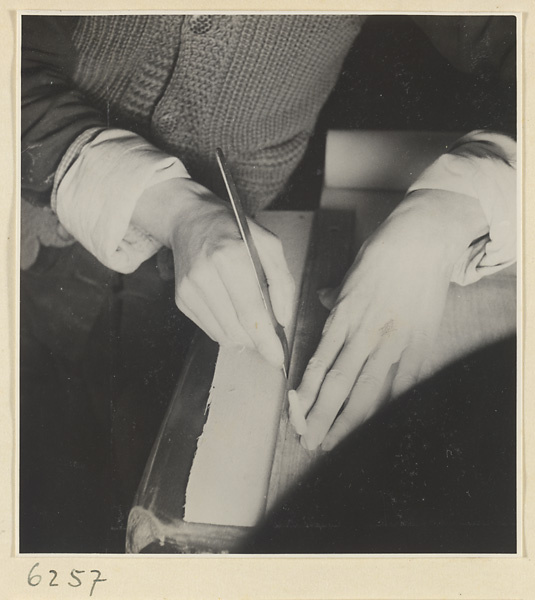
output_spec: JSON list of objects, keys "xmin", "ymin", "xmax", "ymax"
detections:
[{"xmin": 215, "ymin": 147, "xmax": 290, "ymax": 377}]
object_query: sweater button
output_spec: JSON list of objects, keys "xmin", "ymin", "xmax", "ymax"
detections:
[{"xmin": 189, "ymin": 15, "xmax": 213, "ymax": 34}]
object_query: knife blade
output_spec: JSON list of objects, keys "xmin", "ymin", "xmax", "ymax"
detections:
[{"xmin": 215, "ymin": 147, "xmax": 290, "ymax": 376}]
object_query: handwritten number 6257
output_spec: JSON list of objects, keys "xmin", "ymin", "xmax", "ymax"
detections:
[{"xmin": 27, "ymin": 563, "xmax": 106, "ymax": 596}]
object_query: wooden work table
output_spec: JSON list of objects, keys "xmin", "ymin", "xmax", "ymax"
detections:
[
  {"xmin": 126, "ymin": 208, "xmax": 517, "ymax": 554},
  {"xmin": 126, "ymin": 132, "xmax": 517, "ymax": 554}
]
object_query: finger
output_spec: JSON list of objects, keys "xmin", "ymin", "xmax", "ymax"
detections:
[
  {"xmin": 321, "ymin": 347, "xmax": 399, "ymax": 452},
  {"xmin": 295, "ymin": 306, "xmax": 349, "ymax": 417},
  {"xmin": 288, "ymin": 389, "xmax": 307, "ymax": 436},
  {"xmin": 252, "ymin": 225, "xmax": 295, "ymax": 327},
  {"xmin": 301, "ymin": 338, "xmax": 370, "ymax": 451},
  {"xmin": 413, "ymin": 317, "xmax": 444, "ymax": 380},
  {"xmin": 175, "ymin": 280, "xmax": 226, "ymax": 344},
  {"xmin": 215, "ymin": 250, "xmax": 285, "ymax": 367},
  {"xmin": 188, "ymin": 263, "xmax": 255, "ymax": 350},
  {"xmin": 391, "ymin": 342, "xmax": 426, "ymax": 398},
  {"xmin": 317, "ymin": 286, "xmax": 339, "ymax": 311}
]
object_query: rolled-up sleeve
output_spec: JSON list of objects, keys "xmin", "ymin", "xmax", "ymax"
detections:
[
  {"xmin": 53, "ymin": 129, "xmax": 190, "ymax": 274},
  {"xmin": 407, "ymin": 130, "xmax": 517, "ymax": 285}
]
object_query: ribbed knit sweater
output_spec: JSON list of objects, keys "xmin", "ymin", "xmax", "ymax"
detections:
[
  {"xmin": 23, "ymin": 15, "xmax": 363, "ymax": 215},
  {"xmin": 21, "ymin": 15, "xmax": 517, "ymax": 273}
]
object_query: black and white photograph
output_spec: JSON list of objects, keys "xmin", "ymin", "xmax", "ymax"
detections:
[{"xmin": 18, "ymin": 10, "xmax": 519, "ymax": 563}]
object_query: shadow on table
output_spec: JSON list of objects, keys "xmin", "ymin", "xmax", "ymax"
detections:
[{"xmin": 242, "ymin": 335, "xmax": 517, "ymax": 554}]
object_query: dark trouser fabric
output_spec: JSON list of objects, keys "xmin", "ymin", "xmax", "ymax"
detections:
[{"xmin": 19, "ymin": 244, "xmax": 196, "ymax": 553}]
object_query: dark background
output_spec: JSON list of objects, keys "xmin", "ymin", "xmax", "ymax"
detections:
[
  {"xmin": 276, "ymin": 14, "xmax": 516, "ymax": 210},
  {"xmin": 324, "ymin": 16, "xmax": 515, "ymax": 132}
]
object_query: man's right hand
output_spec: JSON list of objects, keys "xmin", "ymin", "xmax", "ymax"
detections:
[{"xmin": 133, "ymin": 177, "xmax": 295, "ymax": 368}]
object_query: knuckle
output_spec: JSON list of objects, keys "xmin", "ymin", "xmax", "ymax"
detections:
[
  {"xmin": 326, "ymin": 301, "xmax": 349, "ymax": 326},
  {"xmin": 217, "ymin": 336, "xmax": 232, "ymax": 348},
  {"xmin": 188, "ymin": 263, "xmax": 211, "ymax": 287},
  {"xmin": 210, "ymin": 243, "xmax": 232, "ymax": 267},
  {"xmin": 412, "ymin": 329, "xmax": 431, "ymax": 347},
  {"xmin": 312, "ymin": 405, "xmax": 335, "ymax": 423},
  {"xmin": 324, "ymin": 368, "xmax": 352, "ymax": 391},
  {"xmin": 237, "ymin": 306, "xmax": 260, "ymax": 330},
  {"xmin": 210, "ymin": 235, "xmax": 246, "ymax": 261},
  {"xmin": 254, "ymin": 336, "xmax": 279, "ymax": 363},
  {"xmin": 229, "ymin": 329, "xmax": 252, "ymax": 349},
  {"xmin": 356, "ymin": 371, "xmax": 380, "ymax": 389},
  {"xmin": 219, "ymin": 335, "xmax": 241, "ymax": 349},
  {"xmin": 175, "ymin": 276, "xmax": 192, "ymax": 303},
  {"xmin": 306, "ymin": 355, "xmax": 329, "ymax": 374},
  {"xmin": 343, "ymin": 399, "xmax": 372, "ymax": 425}
]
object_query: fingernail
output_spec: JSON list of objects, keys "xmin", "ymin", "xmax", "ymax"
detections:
[
  {"xmin": 300, "ymin": 436, "xmax": 311, "ymax": 451},
  {"xmin": 301, "ymin": 432, "xmax": 319, "ymax": 452},
  {"xmin": 321, "ymin": 438, "xmax": 335, "ymax": 452},
  {"xmin": 288, "ymin": 390, "xmax": 307, "ymax": 436}
]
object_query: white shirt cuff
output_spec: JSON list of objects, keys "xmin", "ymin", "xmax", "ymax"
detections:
[
  {"xmin": 407, "ymin": 130, "xmax": 517, "ymax": 285},
  {"xmin": 54, "ymin": 128, "xmax": 190, "ymax": 273}
]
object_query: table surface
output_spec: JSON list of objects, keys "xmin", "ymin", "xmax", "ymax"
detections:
[{"xmin": 127, "ymin": 191, "xmax": 517, "ymax": 553}]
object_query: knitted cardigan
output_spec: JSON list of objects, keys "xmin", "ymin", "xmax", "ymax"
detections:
[
  {"xmin": 22, "ymin": 15, "xmax": 363, "ymax": 214},
  {"xmin": 20, "ymin": 15, "xmax": 515, "ymax": 269}
]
